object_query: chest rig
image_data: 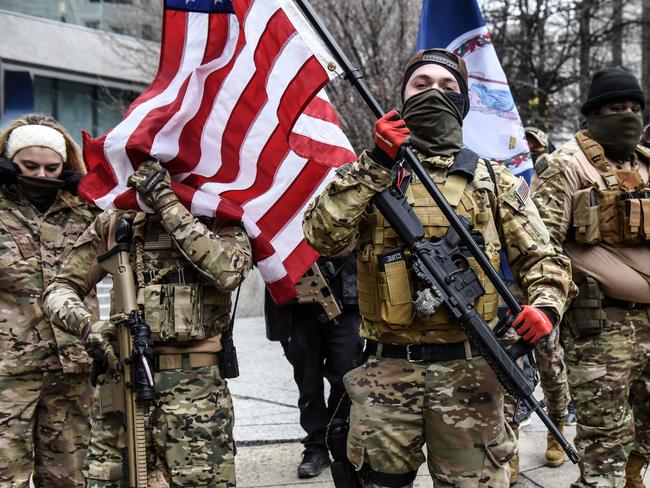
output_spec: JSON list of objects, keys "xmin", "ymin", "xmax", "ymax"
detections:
[
  {"xmin": 356, "ymin": 150, "xmax": 501, "ymax": 344},
  {"xmin": 116, "ymin": 213, "xmax": 231, "ymax": 343},
  {"xmin": 572, "ymin": 131, "xmax": 650, "ymax": 245}
]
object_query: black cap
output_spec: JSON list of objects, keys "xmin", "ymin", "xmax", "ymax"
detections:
[
  {"xmin": 401, "ymin": 49, "xmax": 470, "ymax": 117},
  {"xmin": 581, "ymin": 66, "xmax": 646, "ymax": 115}
]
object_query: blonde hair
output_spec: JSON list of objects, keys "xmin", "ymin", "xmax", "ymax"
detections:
[{"xmin": 0, "ymin": 113, "xmax": 86, "ymax": 174}]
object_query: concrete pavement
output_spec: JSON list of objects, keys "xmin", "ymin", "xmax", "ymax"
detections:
[{"xmin": 230, "ymin": 316, "xmax": 648, "ymax": 487}]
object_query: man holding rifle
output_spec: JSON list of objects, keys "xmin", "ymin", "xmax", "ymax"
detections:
[
  {"xmin": 43, "ymin": 161, "xmax": 253, "ymax": 487},
  {"xmin": 303, "ymin": 49, "xmax": 576, "ymax": 487}
]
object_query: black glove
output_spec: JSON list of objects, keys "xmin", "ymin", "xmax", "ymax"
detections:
[
  {"xmin": 0, "ymin": 158, "xmax": 20, "ymax": 186},
  {"xmin": 61, "ymin": 170, "xmax": 83, "ymax": 195}
]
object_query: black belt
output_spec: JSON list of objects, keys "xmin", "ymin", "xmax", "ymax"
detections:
[
  {"xmin": 365, "ymin": 340, "xmax": 481, "ymax": 363},
  {"xmin": 602, "ymin": 296, "xmax": 648, "ymax": 310}
]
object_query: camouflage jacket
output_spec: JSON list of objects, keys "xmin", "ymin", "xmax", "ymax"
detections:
[
  {"xmin": 43, "ymin": 199, "xmax": 253, "ymax": 341},
  {"xmin": 0, "ymin": 185, "xmax": 98, "ymax": 375},
  {"xmin": 303, "ymin": 151, "xmax": 577, "ymax": 344},
  {"xmin": 532, "ymin": 134, "xmax": 650, "ymax": 302}
]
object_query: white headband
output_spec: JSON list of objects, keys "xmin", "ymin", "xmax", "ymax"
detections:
[{"xmin": 5, "ymin": 125, "xmax": 67, "ymax": 161}]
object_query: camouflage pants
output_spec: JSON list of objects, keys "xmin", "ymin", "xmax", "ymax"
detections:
[
  {"xmin": 344, "ymin": 354, "xmax": 517, "ymax": 487},
  {"xmin": 562, "ymin": 305, "xmax": 650, "ymax": 488},
  {"xmin": 503, "ymin": 328, "xmax": 571, "ymax": 424},
  {"xmin": 84, "ymin": 364, "xmax": 236, "ymax": 488},
  {"xmin": 0, "ymin": 370, "xmax": 92, "ymax": 488}
]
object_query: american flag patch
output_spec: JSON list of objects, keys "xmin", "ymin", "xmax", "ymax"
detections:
[{"xmin": 516, "ymin": 177, "xmax": 530, "ymax": 205}]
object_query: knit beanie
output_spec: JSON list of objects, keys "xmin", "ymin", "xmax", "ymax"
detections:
[{"xmin": 581, "ymin": 66, "xmax": 646, "ymax": 115}]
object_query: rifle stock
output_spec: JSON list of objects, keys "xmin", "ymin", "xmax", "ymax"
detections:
[
  {"xmin": 98, "ymin": 219, "xmax": 153, "ymax": 488},
  {"xmin": 295, "ymin": 263, "xmax": 343, "ymax": 323}
]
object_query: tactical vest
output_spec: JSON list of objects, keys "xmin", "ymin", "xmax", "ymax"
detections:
[
  {"xmin": 571, "ymin": 131, "xmax": 650, "ymax": 246},
  {"xmin": 110, "ymin": 213, "xmax": 231, "ymax": 343},
  {"xmin": 357, "ymin": 152, "xmax": 501, "ymax": 344}
]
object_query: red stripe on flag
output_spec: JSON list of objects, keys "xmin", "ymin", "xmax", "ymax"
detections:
[
  {"xmin": 218, "ymin": 10, "xmax": 296, "ymax": 184},
  {"xmin": 255, "ymin": 160, "xmax": 330, "ymax": 236},
  {"xmin": 124, "ymin": 76, "xmax": 192, "ymax": 165},
  {"xmin": 284, "ymin": 239, "xmax": 319, "ymax": 283},
  {"xmin": 301, "ymin": 95, "xmax": 342, "ymax": 125},
  {"xmin": 289, "ymin": 133, "xmax": 356, "ymax": 167},
  {"xmin": 166, "ymin": 5, "xmax": 250, "ymax": 175},
  {"xmin": 266, "ymin": 274, "xmax": 297, "ymax": 304},
  {"xmin": 125, "ymin": 10, "xmax": 188, "ymax": 117},
  {"xmin": 213, "ymin": 56, "xmax": 328, "ymax": 203}
]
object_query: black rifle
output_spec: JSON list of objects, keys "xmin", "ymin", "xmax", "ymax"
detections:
[{"xmin": 293, "ymin": 0, "xmax": 580, "ymax": 485}]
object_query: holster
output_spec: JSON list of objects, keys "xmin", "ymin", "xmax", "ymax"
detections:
[
  {"xmin": 219, "ymin": 332, "xmax": 239, "ymax": 379},
  {"xmin": 327, "ymin": 417, "xmax": 361, "ymax": 488},
  {"xmin": 564, "ymin": 275, "xmax": 607, "ymax": 338}
]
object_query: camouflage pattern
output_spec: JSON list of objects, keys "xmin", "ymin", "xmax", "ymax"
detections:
[
  {"xmin": 0, "ymin": 371, "xmax": 93, "ymax": 488},
  {"xmin": 0, "ymin": 185, "xmax": 97, "ymax": 487},
  {"xmin": 303, "ymin": 150, "xmax": 576, "ymax": 486},
  {"xmin": 344, "ymin": 355, "xmax": 517, "ymax": 487},
  {"xmin": 84, "ymin": 365, "xmax": 235, "ymax": 487},
  {"xmin": 503, "ymin": 327, "xmax": 570, "ymax": 424},
  {"xmin": 562, "ymin": 305, "xmax": 650, "ymax": 488},
  {"xmin": 0, "ymin": 185, "xmax": 97, "ymax": 375},
  {"xmin": 43, "ymin": 204, "xmax": 253, "ymax": 339},
  {"xmin": 532, "ymin": 135, "xmax": 650, "ymax": 487},
  {"xmin": 303, "ymin": 150, "xmax": 576, "ymax": 345},
  {"xmin": 43, "ymin": 198, "xmax": 252, "ymax": 487}
]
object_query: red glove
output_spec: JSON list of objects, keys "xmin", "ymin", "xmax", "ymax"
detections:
[
  {"xmin": 512, "ymin": 305, "xmax": 553, "ymax": 344},
  {"xmin": 373, "ymin": 109, "xmax": 410, "ymax": 161}
]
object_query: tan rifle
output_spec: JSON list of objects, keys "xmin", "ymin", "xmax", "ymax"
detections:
[
  {"xmin": 295, "ymin": 263, "xmax": 342, "ymax": 322},
  {"xmin": 98, "ymin": 218, "xmax": 155, "ymax": 488}
]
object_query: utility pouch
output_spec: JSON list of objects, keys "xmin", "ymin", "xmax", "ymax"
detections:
[
  {"xmin": 642, "ymin": 199, "xmax": 650, "ymax": 241},
  {"xmin": 330, "ymin": 461, "xmax": 362, "ymax": 488},
  {"xmin": 572, "ymin": 188, "xmax": 601, "ymax": 244},
  {"xmin": 377, "ymin": 248, "xmax": 413, "ymax": 325},
  {"xmin": 142, "ymin": 283, "xmax": 204, "ymax": 341},
  {"xmin": 597, "ymin": 189, "xmax": 622, "ymax": 245},
  {"xmin": 621, "ymin": 198, "xmax": 642, "ymax": 242},
  {"xmin": 98, "ymin": 378, "xmax": 126, "ymax": 415},
  {"xmin": 564, "ymin": 275, "xmax": 607, "ymax": 338}
]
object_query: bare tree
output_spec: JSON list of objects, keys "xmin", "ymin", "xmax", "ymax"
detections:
[
  {"xmin": 643, "ymin": 0, "xmax": 650, "ymax": 122},
  {"xmin": 312, "ymin": 0, "xmax": 422, "ymax": 152}
]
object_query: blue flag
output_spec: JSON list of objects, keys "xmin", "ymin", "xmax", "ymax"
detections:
[{"xmin": 416, "ymin": 0, "xmax": 533, "ymax": 182}]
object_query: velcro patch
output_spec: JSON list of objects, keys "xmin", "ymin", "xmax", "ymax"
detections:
[{"xmin": 516, "ymin": 177, "xmax": 530, "ymax": 205}]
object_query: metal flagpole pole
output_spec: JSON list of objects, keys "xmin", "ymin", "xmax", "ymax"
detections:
[{"xmin": 293, "ymin": 0, "xmax": 522, "ymax": 315}]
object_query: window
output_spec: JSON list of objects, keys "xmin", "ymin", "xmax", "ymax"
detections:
[{"xmin": 33, "ymin": 76, "xmax": 138, "ymax": 143}]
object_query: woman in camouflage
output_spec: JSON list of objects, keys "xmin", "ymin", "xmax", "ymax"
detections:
[{"xmin": 0, "ymin": 114, "xmax": 99, "ymax": 487}]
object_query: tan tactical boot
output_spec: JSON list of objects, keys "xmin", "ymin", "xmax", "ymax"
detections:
[
  {"xmin": 545, "ymin": 422, "xmax": 566, "ymax": 468},
  {"xmin": 509, "ymin": 426, "xmax": 520, "ymax": 485},
  {"xmin": 625, "ymin": 453, "xmax": 648, "ymax": 488},
  {"xmin": 509, "ymin": 451, "xmax": 520, "ymax": 485}
]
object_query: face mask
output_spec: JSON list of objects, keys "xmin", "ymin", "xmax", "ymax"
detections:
[
  {"xmin": 586, "ymin": 112, "xmax": 643, "ymax": 160},
  {"xmin": 16, "ymin": 175, "xmax": 64, "ymax": 212},
  {"xmin": 402, "ymin": 88, "xmax": 463, "ymax": 157}
]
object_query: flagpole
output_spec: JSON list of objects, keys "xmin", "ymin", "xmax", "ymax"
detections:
[{"xmin": 293, "ymin": 0, "xmax": 522, "ymax": 315}]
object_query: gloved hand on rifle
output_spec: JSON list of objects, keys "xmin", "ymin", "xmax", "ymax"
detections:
[
  {"xmin": 511, "ymin": 305, "xmax": 556, "ymax": 344},
  {"xmin": 127, "ymin": 160, "xmax": 178, "ymax": 212},
  {"xmin": 0, "ymin": 157, "xmax": 20, "ymax": 186},
  {"xmin": 82, "ymin": 319, "xmax": 120, "ymax": 378},
  {"xmin": 369, "ymin": 109, "xmax": 410, "ymax": 169}
]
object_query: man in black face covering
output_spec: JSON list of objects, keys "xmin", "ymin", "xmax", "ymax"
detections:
[
  {"xmin": 303, "ymin": 49, "xmax": 576, "ymax": 487},
  {"xmin": 532, "ymin": 66, "xmax": 650, "ymax": 488}
]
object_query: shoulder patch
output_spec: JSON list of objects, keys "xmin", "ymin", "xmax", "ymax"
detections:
[
  {"xmin": 534, "ymin": 155, "xmax": 561, "ymax": 179},
  {"xmin": 516, "ymin": 177, "xmax": 530, "ymax": 205}
]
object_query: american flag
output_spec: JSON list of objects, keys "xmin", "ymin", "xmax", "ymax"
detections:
[{"xmin": 79, "ymin": 0, "xmax": 356, "ymax": 303}]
